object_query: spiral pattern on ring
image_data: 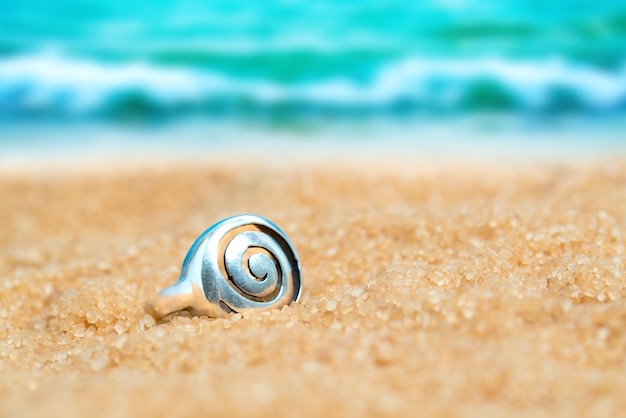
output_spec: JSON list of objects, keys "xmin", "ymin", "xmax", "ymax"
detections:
[{"xmin": 200, "ymin": 216, "xmax": 301, "ymax": 314}]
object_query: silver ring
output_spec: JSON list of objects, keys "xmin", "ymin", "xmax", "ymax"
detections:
[{"xmin": 148, "ymin": 214, "xmax": 302, "ymax": 319}]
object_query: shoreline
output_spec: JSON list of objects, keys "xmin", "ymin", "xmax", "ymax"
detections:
[{"xmin": 1, "ymin": 118, "xmax": 626, "ymax": 170}]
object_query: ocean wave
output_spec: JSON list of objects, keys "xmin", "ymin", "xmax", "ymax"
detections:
[{"xmin": 1, "ymin": 52, "xmax": 626, "ymax": 119}]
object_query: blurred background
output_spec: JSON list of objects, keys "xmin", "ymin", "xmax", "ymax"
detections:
[{"xmin": 1, "ymin": 0, "xmax": 625, "ymax": 158}]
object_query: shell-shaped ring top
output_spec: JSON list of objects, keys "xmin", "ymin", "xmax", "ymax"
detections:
[
  {"xmin": 195, "ymin": 214, "xmax": 301, "ymax": 313},
  {"xmin": 149, "ymin": 215, "xmax": 302, "ymax": 318}
]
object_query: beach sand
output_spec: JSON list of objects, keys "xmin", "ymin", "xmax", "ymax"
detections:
[{"xmin": 0, "ymin": 154, "xmax": 625, "ymax": 417}]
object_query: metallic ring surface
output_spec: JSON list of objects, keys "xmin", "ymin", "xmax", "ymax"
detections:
[{"xmin": 148, "ymin": 214, "xmax": 302, "ymax": 319}]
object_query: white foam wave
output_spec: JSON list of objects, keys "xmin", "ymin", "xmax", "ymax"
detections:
[{"xmin": 1, "ymin": 52, "xmax": 625, "ymax": 116}]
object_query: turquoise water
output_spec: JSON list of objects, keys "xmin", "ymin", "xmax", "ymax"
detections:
[{"xmin": 2, "ymin": 0, "xmax": 626, "ymax": 121}]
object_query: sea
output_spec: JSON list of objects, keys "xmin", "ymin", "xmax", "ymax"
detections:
[
  {"xmin": 3, "ymin": 0, "xmax": 626, "ymax": 120},
  {"xmin": 1, "ymin": 0, "xmax": 626, "ymax": 160}
]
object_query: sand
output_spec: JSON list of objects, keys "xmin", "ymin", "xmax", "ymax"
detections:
[{"xmin": 0, "ymin": 154, "xmax": 625, "ymax": 417}]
